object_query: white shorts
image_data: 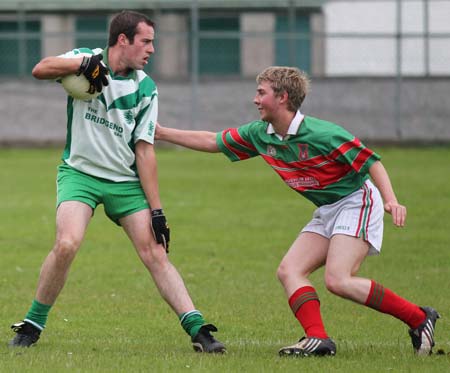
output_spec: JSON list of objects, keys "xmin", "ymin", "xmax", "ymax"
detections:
[{"xmin": 301, "ymin": 179, "xmax": 384, "ymax": 255}]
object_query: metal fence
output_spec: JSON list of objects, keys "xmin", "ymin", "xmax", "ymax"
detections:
[
  {"xmin": 1, "ymin": 0, "xmax": 450, "ymax": 144},
  {"xmin": 2, "ymin": 0, "xmax": 450, "ymax": 78}
]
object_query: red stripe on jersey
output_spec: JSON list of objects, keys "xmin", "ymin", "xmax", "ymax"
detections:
[
  {"xmin": 288, "ymin": 153, "xmax": 329, "ymax": 168},
  {"xmin": 227, "ymin": 128, "xmax": 257, "ymax": 152},
  {"xmin": 260, "ymin": 137, "xmax": 363, "ymax": 170},
  {"xmin": 261, "ymin": 152, "xmax": 330, "ymax": 170},
  {"xmin": 261, "ymin": 154, "xmax": 352, "ymax": 191},
  {"xmin": 260, "ymin": 154, "xmax": 304, "ymax": 169},
  {"xmin": 221, "ymin": 130, "xmax": 251, "ymax": 160},
  {"xmin": 327, "ymin": 138, "xmax": 361, "ymax": 162},
  {"xmin": 351, "ymin": 147, "xmax": 375, "ymax": 172}
]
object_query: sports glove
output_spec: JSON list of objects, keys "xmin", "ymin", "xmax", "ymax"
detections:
[
  {"xmin": 78, "ymin": 54, "xmax": 109, "ymax": 94},
  {"xmin": 151, "ymin": 209, "xmax": 170, "ymax": 252}
]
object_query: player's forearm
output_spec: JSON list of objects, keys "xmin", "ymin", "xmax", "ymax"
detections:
[
  {"xmin": 32, "ymin": 56, "xmax": 83, "ymax": 80},
  {"xmin": 369, "ymin": 161, "xmax": 397, "ymax": 203},
  {"xmin": 369, "ymin": 160, "xmax": 407, "ymax": 226},
  {"xmin": 136, "ymin": 142, "xmax": 162, "ymax": 210},
  {"xmin": 157, "ymin": 125, "xmax": 219, "ymax": 153}
]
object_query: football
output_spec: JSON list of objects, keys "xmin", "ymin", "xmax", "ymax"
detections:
[{"xmin": 61, "ymin": 73, "xmax": 101, "ymax": 100}]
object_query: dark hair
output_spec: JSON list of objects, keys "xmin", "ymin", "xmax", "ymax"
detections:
[{"xmin": 108, "ymin": 10, "xmax": 155, "ymax": 47}]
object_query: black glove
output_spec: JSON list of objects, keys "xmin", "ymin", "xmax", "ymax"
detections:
[
  {"xmin": 151, "ymin": 209, "xmax": 170, "ymax": 252},
  {"xmin": 78, "ymin": 54, "xmax": 109, "ymax": 94}
]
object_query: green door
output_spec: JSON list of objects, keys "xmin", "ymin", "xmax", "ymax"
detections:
[
  {"xmin": 199, "ymin": 16, "xmax": 240, "ymax": 75},
  {"xmin": 276, "ymin": 13, "xmax": 311, "ymax": 73},
  {"xmin": 0, "ymin": 20, "xmax": 41, "ymax": 76},
  {"xmin": 76, "ymin": 16, "xmax": 108, "ymax": 50}
]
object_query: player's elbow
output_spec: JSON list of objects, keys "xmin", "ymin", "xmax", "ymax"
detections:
[
  {"xmin": 205, "ymin": 133, "xmax": 219, "ymax": 153},
  {"xmin": 206, "ymin": 142, "xmax": 220, "ymax": 153},
  {"xmin": 32, "ymin": 56, "xmax": 62, "ymax": 79},
  {"xmin": 32, "ymin": 61, "xmax": 48, "ymax": 79},
  {"xmin": 31, "ymin": 64, "xmax": 42, "ymax": 79}
]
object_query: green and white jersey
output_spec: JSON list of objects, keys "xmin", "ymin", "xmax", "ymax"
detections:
[
  {"xmin": 216, "ymin": 111, "xmax": 381, "ymax": 207},
  {"xmin": 58, "ymin": 47, "xmax": 157, "ymax": 182}
]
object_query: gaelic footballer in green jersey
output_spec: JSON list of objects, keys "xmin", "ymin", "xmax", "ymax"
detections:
[{"xmin": 10, "ymin": 11, "xmax": 225, "ymax": 353}]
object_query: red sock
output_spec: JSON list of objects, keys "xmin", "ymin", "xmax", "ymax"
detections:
[
  {"xmin": 289, "ymin": 286, "xmax": 328, "ymax": 339},
  {"xmin": 365, "ymin": 280, "xmax": 426, "ymax": 329}
]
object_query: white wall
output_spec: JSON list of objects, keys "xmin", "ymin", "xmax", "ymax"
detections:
[{"xmin": 324, "ymin": 0, "xmax": 450, "ymax": 76}]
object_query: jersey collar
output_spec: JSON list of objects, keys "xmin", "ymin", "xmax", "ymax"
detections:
[
  {"xmin": 101, "ymin": 47, "xmax": 137, "ymax": 80},
  {"xmin": 267, "ymin": 110, "xmax": 305, "ymax": 140}
]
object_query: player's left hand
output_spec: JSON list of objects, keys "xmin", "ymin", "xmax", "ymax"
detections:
[
  {"xmin": 384, "ymin": 201, "xmax": 406, "ymax": 227},
  {"xmin": 154, "ymin": 122, "xmax": 163, "ymax": 140},
  {"xmin": 151, "ymin": 208, "xmax": 170, "ymax": 252}
]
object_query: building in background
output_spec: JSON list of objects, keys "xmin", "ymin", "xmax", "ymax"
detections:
[
  {"xmin": 325, "ymin": 0, "xmax": 450, "ymax": 76},
  {"xmin": 0, "ymin": 0, "xmax": 449, "ymax": 78},
  {"xmin": 1, "ymin": 1, "xmax": 450, "ymax": 145},
  {"xmin": 0, "ymin": 0, "xmax": 325, "ymax": 78}
]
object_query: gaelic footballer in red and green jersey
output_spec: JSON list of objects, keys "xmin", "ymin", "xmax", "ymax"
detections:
[{"xmin": 216, "ymin": 112, "xmax": 380, "ymax": 207}]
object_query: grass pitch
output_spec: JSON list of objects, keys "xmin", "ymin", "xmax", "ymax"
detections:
[{"xmin": 0, "ymin": 147, "xmax": 449, "ymax": 372}]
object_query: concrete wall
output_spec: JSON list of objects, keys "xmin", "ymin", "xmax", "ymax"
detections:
[
  {"xmin": 154, "ymin": 14, "xmax": 189, "ymax": 79},
  {"xmin": 240, "ymin": 13, "xmax": 275, "ymax": 78},
  {"xmin": 1, "ymin": 77, "xmax": 449, "ymax": 146},
  {"xmin": 42, "ymin": 15, "xmax": 74, "ymax": 56}
]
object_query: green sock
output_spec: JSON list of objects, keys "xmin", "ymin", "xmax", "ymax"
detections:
[
  {"xmin": 179, "ymin": 310, "xmax": 205, "ymax": 338},
  {"xmin": 24, "ymin": 299, "xmax": 52, "ymax": 330}
]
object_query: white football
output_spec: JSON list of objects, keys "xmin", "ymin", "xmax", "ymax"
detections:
[{"xmin": 61, "ymin": 73, "xmax": 101, "ymax": 100}]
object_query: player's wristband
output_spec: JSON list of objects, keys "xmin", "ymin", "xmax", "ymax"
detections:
[
  {"xmin": 77, "ymin": 56, "xmax": 90, "ymax": 76},
  {"xmin": 151, "ymin": 208, "xmax": 164, "ymax": 217}
]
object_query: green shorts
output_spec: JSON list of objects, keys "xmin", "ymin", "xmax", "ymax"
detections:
[{"xmin": 57, "ymin": 163, "xmax": 149, "ymax": 225}]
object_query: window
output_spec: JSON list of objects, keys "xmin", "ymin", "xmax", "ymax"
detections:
[
  {"xmin": 199, "ymin": 16, "xmax": 240, "ymax": 75},
  {"xmin": 276, "ymin": 13, "xmax": 311, "ymax": 73},
  {"xmin": 75, "ymin": 16, "xmax": 108, "ymax": 50},
  {"xmin": 0, "ymin": 20, "xmax": 41, "ymax": 76}
]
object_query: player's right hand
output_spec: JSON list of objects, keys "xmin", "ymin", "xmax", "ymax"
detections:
[{"xmin": 78, "ymin": 54, "xmax": 109, "ymax": 94}]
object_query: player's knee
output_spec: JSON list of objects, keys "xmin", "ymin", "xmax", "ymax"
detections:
[
  {"xmin": 324, "ymin": 272, "xmax": 348, "ymax": 297},
  {"xmin": 276, "ymin": 260, "xmax": 289, "ymax": 284},
  {"xmin": 53, "ymin": 237, "xmax": 81, "ymax": 262},
  {"xmin": 138, "ymin": 243, "xmax": 168, "ymax": 268}
]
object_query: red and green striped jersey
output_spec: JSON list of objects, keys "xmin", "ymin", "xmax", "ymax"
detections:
[{"xmin": 216, "ymin": 115, "xmax": 380, "ymax": 207}]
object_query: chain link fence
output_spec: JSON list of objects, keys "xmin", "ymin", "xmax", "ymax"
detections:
[{"xmin": 1, "ymin": 0, "xmax": 450, "ymax": 144}]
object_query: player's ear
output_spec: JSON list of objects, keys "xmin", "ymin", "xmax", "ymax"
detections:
[
  {"xmin": 278, "ymin": 90, "xmax": 289, "ymax": 104},
  {"xmin": 117, "ymin": 33, "xmax": 130, "ymax": 46}
]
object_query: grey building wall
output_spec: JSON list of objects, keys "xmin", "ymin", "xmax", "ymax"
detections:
[{"xmin": 1, "ymin": 78, "xmax": 449, "ymax": 146}]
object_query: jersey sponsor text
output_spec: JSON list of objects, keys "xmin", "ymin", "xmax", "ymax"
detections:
[
  {"xmin": 285, "ymin": 176, "xmax": 320, "ymax": 188},
  {"xmin": 85, "ymin": 112, "xmax": 123, "ymax": 137}
]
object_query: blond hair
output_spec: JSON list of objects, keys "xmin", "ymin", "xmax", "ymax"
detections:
[{"xmin": 256, "ymin": 66, "xmax": 310, "ymax": 112}]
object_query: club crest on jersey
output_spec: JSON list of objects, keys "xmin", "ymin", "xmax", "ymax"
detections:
[
  {"xmin": 267, "ymin": 145, "xmax": 277, "ymax": 157},
  {"xmin": 298, "ymin": 144, "xmax": 309, "ymax": 160},
  {"xmin": 148, "ymin": 121, "xmax": 155, "ymax": 136},
  {"xmin": 124, "ymin": 110, "xmax": 134, "ymax": 125}
]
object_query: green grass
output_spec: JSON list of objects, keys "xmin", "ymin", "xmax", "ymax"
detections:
[{"xmin": 0, "ymin": 147, "xmax": 449, "ymax": 372}]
